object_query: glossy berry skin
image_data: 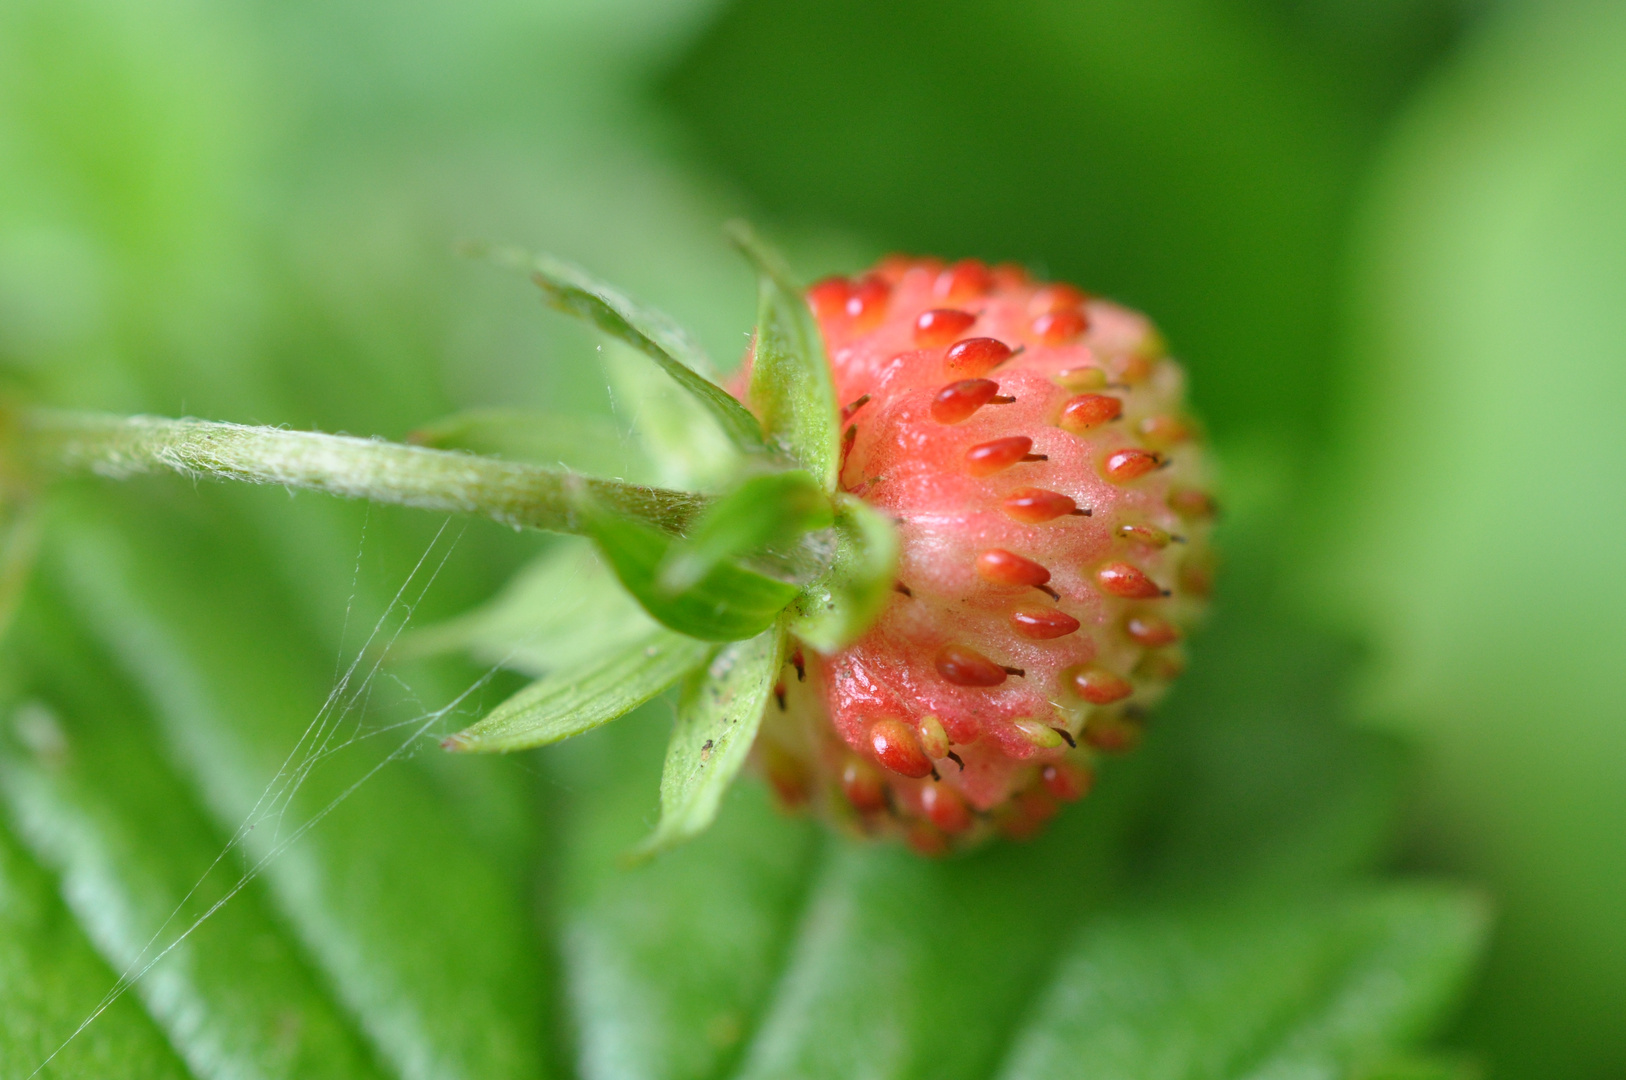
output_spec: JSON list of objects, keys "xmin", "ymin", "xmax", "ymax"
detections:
[{"xmin": 754, "ymin": 257, "xmax": 1213, "ymax": 851}]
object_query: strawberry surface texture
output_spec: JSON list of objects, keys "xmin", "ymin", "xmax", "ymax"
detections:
[{"xmin": 754, "ymin": 257, "xmax": 1215, "ymax": 853}]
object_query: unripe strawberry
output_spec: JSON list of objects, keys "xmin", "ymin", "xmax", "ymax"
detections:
[{"xmin": 757, "ymin": 257, "xmax": 1213, "ymax": 850}]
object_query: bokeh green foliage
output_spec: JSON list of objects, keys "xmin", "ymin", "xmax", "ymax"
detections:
[
  {"xmin": 1314, "ymin": 3, "xmax": 1626, "ymax": 1076},
  {"xmin": 0, "ymin": 0, "xmax": 1616, "ymax": 1077},
  {"xmin": 663, "ymin": 0, "xmax": 1461, "ymax": 452}
]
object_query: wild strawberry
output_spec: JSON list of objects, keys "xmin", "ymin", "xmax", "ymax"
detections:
[
  {"xmin": 756, "ymin": 257, "xmax": 1213, "ymax": 850},
  {"xmin": 22, "ymin": 235, "xmax": 1212, "ymax": 858}
]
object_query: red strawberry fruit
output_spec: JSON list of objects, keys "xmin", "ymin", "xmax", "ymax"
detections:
[{"xmin": 756, "ymin": 257, "xmax": 1214, "ymax": 851}]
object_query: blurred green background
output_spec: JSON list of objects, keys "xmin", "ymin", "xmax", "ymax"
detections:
[{"xmin": 0, "ymin": 0, "xmax": 1621, "ymax": 1078}]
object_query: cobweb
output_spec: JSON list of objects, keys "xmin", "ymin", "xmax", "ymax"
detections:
[{"xmin": 30, "ymin": 514, "xmax": 512, "ymax": 1077}]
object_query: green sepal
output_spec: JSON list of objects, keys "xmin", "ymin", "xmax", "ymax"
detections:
[
  {"xmin": 442, "ymin": 629, "xmax": 711, "ymax": 754},
  {"xmin": 407, "ymin": 408, "xmax": 652, "ymax": 482},
  {"xmin": 521, "ymin": 251, "xmax": 769, "ymax": 460},
  {"xmin": 602, "ymin": 342, "xmax": 744, "ymax": 492},
  {"xmin": 629, "ymin": 621, "xmax": 784, "ymax": 860},
  {"xmin": 392, "ymin": 538, "xmax": 653, "ymax": 678},
  {"xmin": 788, "ymin": 493, "xmax": 899, "ymax": 653},
  {"xmin": 577, "ymin": 489, "xmax": 800, "ymax": 643},
  {"xmin": 657, "ymin": 469, "xmax": 833, "ymax": 595},
  {"xmin": 727, "ymin": 221, "xmax": 842, "ymax": 490}
]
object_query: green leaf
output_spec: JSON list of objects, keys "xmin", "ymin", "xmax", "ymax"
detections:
[
  {"xmin": 727, "ymin": 221, "xmax": 841, "ymax": 489},
  {"xmin": 48, "ymin": 493, "xmax": 552, "ymax": 1080},
  {"xmin": 522, "ymin": 251, "xmax": 769, "ymax": 459},
  {"xmin": 0, "ymin": 821, "xmax": 190, "ymax": 1080},
  {"xmin": 551, "ymin": 709, "xmax": 820, "ymax": 1080},
  {"xmin": 393, "ymin": 537, "xmax": 656, "ymax": 679},
  {"xmin": 788, "ymin": 493, "xmax": 899, "ymax": 653},
  {"xmin": 656, "ymin": 470, "xmax": 832, "ymax": 595},
  {"xmin": 407, "ymin": 409, "xmax": 653, "ymax": 482},
  {"xmin": 995, "ymin": 888, "xmax": 1488, "ymax": 1080},
  {"xmin": 728, "ymin": 834, "xmax": 1117, "ymax": 1080},
  {"xmin": 577, "ymin": 491, "xmax": 800, "ymax": 643},
  {"xmin": 631, "ymin": 623, "xmax": 783, "ymax": 859},
  {"xmin": 0, "ymin": 597, "xmax": 384, "ymax": 1078},
  {"xmin": 17, "ymin": 464, "xmax": 1484, "ymax": 1080},
  {"xmin": 443, "ymin": 629, "xmax": 711, "ymax": 755}
]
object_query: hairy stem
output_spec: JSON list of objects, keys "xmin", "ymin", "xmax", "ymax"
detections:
[{"xmin": 17, "ymin": 410, "xmax": 708, "ymax": 535}]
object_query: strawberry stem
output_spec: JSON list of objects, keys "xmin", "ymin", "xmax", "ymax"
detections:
[{"xmin": 18, "ymin": 409, "xmax": 708, "ymax": 536}]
